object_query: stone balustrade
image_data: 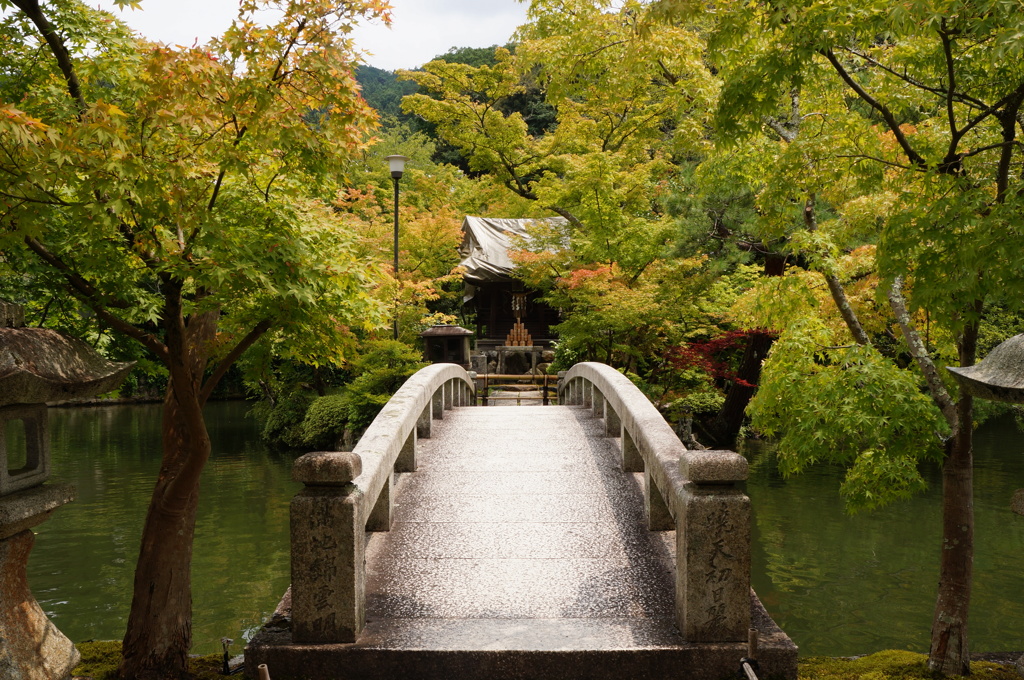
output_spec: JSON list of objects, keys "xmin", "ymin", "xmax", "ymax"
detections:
[
  {"xmin": 289, "ymin": 363, "xmax": 475, "ymax": 643},
  {"xmin": 559, "ymin": 362, "xmax": 751, "ymax": 643}
]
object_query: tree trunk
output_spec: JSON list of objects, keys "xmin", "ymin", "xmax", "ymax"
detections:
[
  {"xmin": 119, "ymin": 310, "xmax": 217, "ymax": 679},
  {"xmin": 705, "ymin": 330, "xmax": 775, "ymax": 448},
  {"xmin": 928, "ymin": 334, "xmax": 976, "ymax": 676},
  {"xmin": 704, "ymin": 252, "xmax": 786, "ymax": 447},
  {"xmin": 118, "ymin": 389, "xmax": 209, "ymax": 679}
]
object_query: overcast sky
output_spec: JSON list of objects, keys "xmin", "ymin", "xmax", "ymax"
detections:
[{"xmin": 94, "ymin": 0, "xmax": 529, "ymax": 71}]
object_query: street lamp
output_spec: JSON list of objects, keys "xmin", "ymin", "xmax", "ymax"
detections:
[{"xmin": 385, "ymin": 155, "xmax": 408, "ymax": 340}]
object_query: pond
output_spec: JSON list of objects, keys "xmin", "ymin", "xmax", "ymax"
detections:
[
  {"xmin": 746, "ymin": 415, "xmax": 1024, "ymax": 656},
  {"xmin": 27, "ymin": 401, "xmax": 300, "ymax": 656},
  {"xmin": 24, "ymin": 402, "xmax": 1024, "ymax": 657}
]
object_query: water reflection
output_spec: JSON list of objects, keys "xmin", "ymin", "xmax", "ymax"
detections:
[
  {"xmin": 24, "ymin": 402, "xmax": 1024, "ymax": 657},
  {"xmin": 27, "ymin": 401, "xmax": 300, "ymax": 655},
  {"xmin": 746, "ymin": 415, "xmax": 1024, "ymax": 656}
]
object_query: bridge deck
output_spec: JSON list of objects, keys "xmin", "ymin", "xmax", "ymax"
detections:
[
  {"xmin": 362, "ymin": 404, "xmax": 681, "ymax": 649},
  {"xmin": 248, "ymin": 401, "xmax": 797, "ymax": 679}
]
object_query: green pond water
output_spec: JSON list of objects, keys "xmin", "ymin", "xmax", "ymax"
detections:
[{"xmin": 23, "ymin": 402, "xmax": 1024, "ymax": 656}]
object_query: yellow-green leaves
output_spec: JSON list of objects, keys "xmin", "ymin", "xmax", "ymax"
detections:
[{"xmin": 748, "ymin": 319, "xmax": 947, "ymax": 512}]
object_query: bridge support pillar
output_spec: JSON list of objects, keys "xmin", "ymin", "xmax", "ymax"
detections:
[
  {"xmin": 291, "ymin": 452, "xmax": 365, "ymax": 643},
  {"xmin": 645, "ymin": 468, "xmax": 674, "ymax": 531},
  {"xmin": 417, "ymin": 404, "xmax": 432, "ymax": 439},
  {"xmin": 605, "ymin": 404, "xmax": 621, "ymax": 437},
  {"xmin": 432, "ymin": 389, "xmax": 444, "ymax": 420},
  {"xmin": 677, "ymin": 451, "xmax": 750, "ymax": 642},
  {"xmin": 621, "ymin": 427, "xmax": 644, "ymax": 473},
  {"xmin": 396, "ymin": 429, "xmax": 416, "ymax": 473},
  {"xmin": 582, "ymin": 381, "xmax": 592, "ymax": 408},
  {"xmin": 367, "ymin": 472, "xmax": 394, "ymax": 531},
  {"xmin": 592, "ymin": 389, "xmax": 604, "ymax": 418}
]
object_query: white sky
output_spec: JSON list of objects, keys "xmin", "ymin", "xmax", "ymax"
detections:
[{"xmin": 93, "ymin": 0, "xmax": 530, "ymax": 71}]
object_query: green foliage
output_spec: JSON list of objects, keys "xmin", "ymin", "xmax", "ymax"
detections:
[
  {"xmin": 356, "ymin": 64, "xmax": 419, "ymax": 121},
  {"xmin": 748, "ymin": 320, "xmax": 948, "ymax": 512},
  {"xmin": 344, "ymin": 340, "xmax": 426, "ymax": 433},
  {"xmin": 666, "ymin": 390, "xmax": 725, "ymax": 417},
  {"xmin": 300, "ymin": 394, "xmax": 350, "ymax": 451},
  {"xmin": 250, "ymin": 390, "xmax": 315, "ymax": 451}
]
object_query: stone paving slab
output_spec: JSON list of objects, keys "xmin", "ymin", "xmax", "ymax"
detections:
[
  {"xmin": 365, "ymin": 405, "xmax": 677, "ymax": 628},
  {"xmin": 356, "ymin": 617, "xmax": 684, "ymax": 649}
]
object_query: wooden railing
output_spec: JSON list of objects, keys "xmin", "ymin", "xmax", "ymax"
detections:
[{"xmin": 476, "ymin": 372, "xmax": 557, "ymax": 405}]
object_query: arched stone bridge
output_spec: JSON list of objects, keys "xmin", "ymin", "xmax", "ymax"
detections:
[{"xmin": 246, "ymin": 363, "xmax": 797, "ymax": 680}]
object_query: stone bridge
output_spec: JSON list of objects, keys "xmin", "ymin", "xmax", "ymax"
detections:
[{"xmin": 246, "ymin": 362, "xmax": 797, "ymax": 680}]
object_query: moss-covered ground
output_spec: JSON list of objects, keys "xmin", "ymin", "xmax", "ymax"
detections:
[
  {"xmin": 799, "ymin": 650, "xmax": 1019, "ymax": 680},
  {"xmin": 73, "ymin": 640, "xmax": 229, "ymax": 679},
  {"xmin": 73, "ymin": 644, "xmax": 1019, "ymax": 680}
]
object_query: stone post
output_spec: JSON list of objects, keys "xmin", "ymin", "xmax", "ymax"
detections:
[
  {"xmin": 621, "ymin": 426, "xmax": 644, "ymax": 473},
  {"xmin": 592, "ymin": 389, "xmax": 604, "ymax": 418},
  {"xmin": 645, "ymin": 468, "xmax": 674, "ymax": 531},
  {"xmin": 291, "ymin": 452, "xmax": 365, "ymax": 643},
  {"xmin": 582, "ymin": 380, "xmax": 593, "ymax": 408},
  {"xmin": 432, "ymin": 387, "xmax": 444, "ymax": 420},
  {"xmin": 396, "ymin": 428, "xmax": 416, "ymax": 473},
  {"xmin": 417, "ymin": 403, "xmax": 432, "ymax": 439},
  {"xmin": 605, "ymin": 403, "xmax": 621, "ymax": 438},
  {"xmin": 677, "ymin": 450, "xmax": 750, "ymax": 642}
]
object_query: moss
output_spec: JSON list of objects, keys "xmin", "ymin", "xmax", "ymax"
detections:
[
  {"xmin": 798, "ymin": 650, "xmax": 1020, "ymax": 680},
  {"xmin": 72, "ymin": 641, "xmax": 228, "ymax": 679},
  {"xmin": 72, "ymin": 640, "xmax": 122, "ymax": 678}
]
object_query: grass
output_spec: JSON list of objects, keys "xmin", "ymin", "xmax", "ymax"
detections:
[{"xmin": 74, "ymin": 644, "xmax": 1018, "ymax": 680}]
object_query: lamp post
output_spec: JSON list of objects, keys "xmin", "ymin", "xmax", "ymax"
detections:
[{"xmin": 385, "ymin": 155, "xmax": 408, "ymax": 340}]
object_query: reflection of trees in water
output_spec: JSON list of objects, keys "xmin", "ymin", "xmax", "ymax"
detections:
[
  {"xmin": 742, "ymin": 417, "xmax": 1024, "ymax": 655},
  {"xmin": 31, "ymin": 402, "xmax": 299, "ymax": 654}
]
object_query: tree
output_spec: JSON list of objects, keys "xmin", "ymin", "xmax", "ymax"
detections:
[
  {"xmin": 652, "ymin": 0, "xmax": 1024, "ymax": 672},
  {"xmin": 0, "ymin": 1, "xmax": 388, "ymax": 677},
  {"xmin": 400, "ymin": 0, "xmax": 717, "ymax": 275}
]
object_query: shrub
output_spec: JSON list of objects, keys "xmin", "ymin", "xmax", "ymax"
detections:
[{"xmin": 301, "ymin": 394, "xmax": 350, "ymax": 451}]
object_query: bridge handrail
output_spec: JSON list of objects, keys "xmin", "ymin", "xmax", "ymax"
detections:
[
  {"xmin": 560, "ymin": 362, "xmax": 688, "ymax": 520},
  {"xmin": 289, "ymin": 363, "xmax": 475, "ymax": 644},
  {"xmin": 350, "ymin": 362, "xmax": 473, "ymax": 521},
  {"xmin": 559, "ymin": 361, "xmax": 752, "ymax": 643}
]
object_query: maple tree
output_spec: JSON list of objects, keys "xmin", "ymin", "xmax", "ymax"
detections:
[{"xmin": 0, "ymin": 0, "xmax": 389, "ymax": 677}]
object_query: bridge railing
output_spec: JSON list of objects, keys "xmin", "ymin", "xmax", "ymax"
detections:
[
  {"xmin": 288, "ymin": 363, "xmax": 475, "ymax": 644},
  {"xmin": 559, "ymin": 362, "xmax": 752, "ymax": 643}
]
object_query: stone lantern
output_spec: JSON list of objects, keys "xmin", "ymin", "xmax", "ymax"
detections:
[
  {"xmin": 419, "ymin": 325, "xmax": 473, "ymax": 368},
  {"xmin": 0, "ymin": 300, "xmax": 133, "ymax": 680}
]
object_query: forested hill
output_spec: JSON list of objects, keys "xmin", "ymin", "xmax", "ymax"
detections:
[
  {"xmin": 355, "ymin": 45, "xmax": 507, "ymax": 120},
  {"xmin": 355, "ymin": 64, "xmax": 418, "ymax": 120}
]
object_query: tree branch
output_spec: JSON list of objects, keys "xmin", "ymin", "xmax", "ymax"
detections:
[
  {"xmin": 199, "ymin": 318, "xmax": 273, "ymax": 406},
  {"xmin": 822, "ymin": 48, "xmax": 928, "ymax": 169},
  {"xmin": 887, "ymin": 276, "xmax": 957, "ymax": 430},
  {"xmin": 11, "ymin": 0, "xmax": 87, "ymax": 116},
  {"xmin": 24, "ymin": 236, "xmax": 170, "ymax": 360},
  {"xmin": 804, "ymin": 194, "xmax": 871, "ymax": 346}
]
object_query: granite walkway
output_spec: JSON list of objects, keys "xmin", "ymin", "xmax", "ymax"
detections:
[{"xmin": 361, "ymin": 404, "xmax": 682, "ymax": 650}]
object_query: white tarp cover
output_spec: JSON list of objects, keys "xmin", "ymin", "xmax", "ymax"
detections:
[{"xmin": 458, "ymin": 216, "xmax": 567, "ymax": 284}]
